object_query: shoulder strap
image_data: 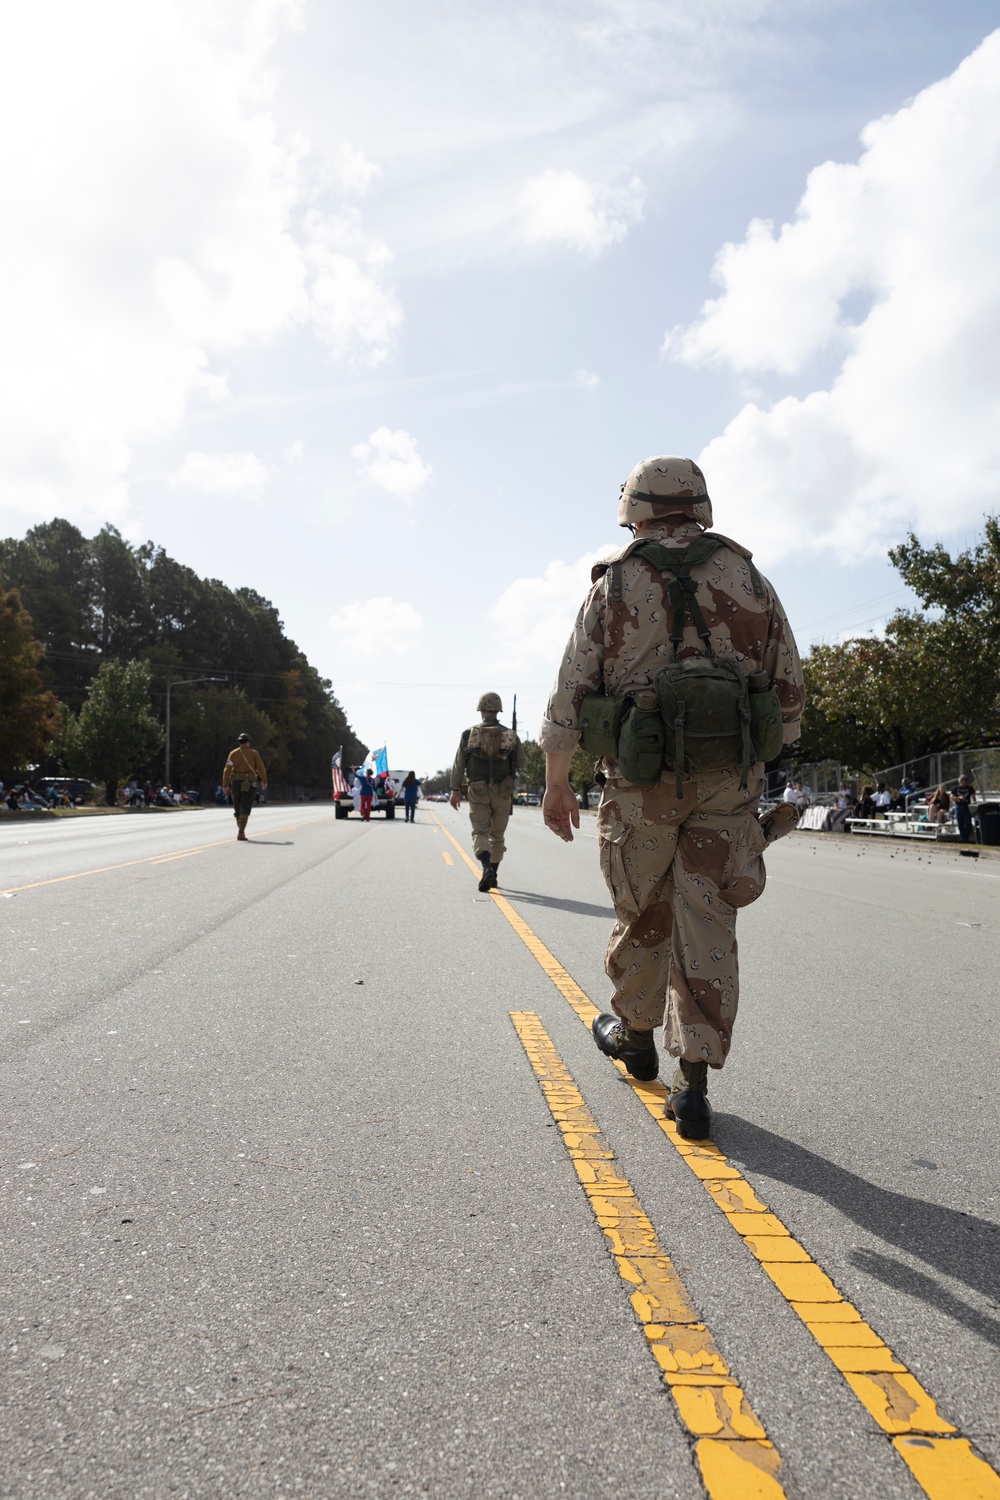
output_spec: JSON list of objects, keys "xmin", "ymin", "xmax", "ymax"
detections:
[{"xmin": 631, "ymin": 535, "xmax": 728, "ymax": 655}]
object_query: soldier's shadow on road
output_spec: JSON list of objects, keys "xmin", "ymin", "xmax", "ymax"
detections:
[
  {"xmin": 718, "ymin": 1115, "xmax": 1000, "ymax": 1348},
  {"xmin": 502, "ymin": 889, "xmax": 617, "ymax": 921}
]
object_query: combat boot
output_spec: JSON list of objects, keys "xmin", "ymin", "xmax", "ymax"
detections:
[
  {"xmin": 236, "ymin": 815, "xmax": 249, "ymax": 842},
  {"xmin": 665, "ymin": 1059, "xmax": 711, "ymax": 1139},
  {"xmin": 477, "ymin": 851, "xmax": 497, "ymax": 892},
  {"xmin": 592, "ymin": 1014, "xmax": 659, "ymax": 1082}
]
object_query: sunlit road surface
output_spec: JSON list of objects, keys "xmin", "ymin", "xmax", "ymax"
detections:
[{"xmin": 2, "ymin": 803, "xmax": 999, "ymax": 1500}]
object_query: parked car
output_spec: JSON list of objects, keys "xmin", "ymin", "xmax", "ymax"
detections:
[{"xmin": 33, "ymin": 777, "xmax": 98, "ymax": 805}]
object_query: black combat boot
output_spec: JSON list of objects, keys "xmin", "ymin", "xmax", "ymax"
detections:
[
  {"xmin": 665, "ymin": 1059, "xmax": 712, "ymax": 1140},
  {"xmin": 592, "ymin": 1014, "xmax": 659, "ymax": 1082},
  {"xmin": 477, "ymin": 851, "xmax": 497, "ymax": 892}
]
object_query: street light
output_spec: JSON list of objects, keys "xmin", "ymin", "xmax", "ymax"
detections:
[{"xmin": 164, "ymin": 675, "xmax": 227, "ymax": 786}]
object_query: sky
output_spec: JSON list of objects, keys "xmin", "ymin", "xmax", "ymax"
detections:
[{"xmin": 2, "ymin": 1, "xmax": 999, "ymax": 774}]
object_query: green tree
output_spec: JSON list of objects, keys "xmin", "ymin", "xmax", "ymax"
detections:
[
  {"xmin": 0, "ymin": 586, "xmax": 60, "ymax": 774},
  {"xmin": 798, "ymin": 517, "xmax": 1000, "ymax": 768},
  {"xmin": 569, "ymin": 745, "xmax": 600, "ymax": 808},
  {"xmin": 74, "ymin": 659, "xmax": 163, "ymax": 804},
  {"xmin": 889, "ymin": 517, "xmax": 1000, "ymax": 651},
  {"xmin": 799, "ymin": 612, "xmax": 1000, "ymax": 768},
  {"xmin": 0, "ymin": 519, "xmax": 369, "ymax": 787},
  {"xmin": 169, "ymin": 687, "xmax": 276, "ymax": 793},
  {"xmin": 520, "ymin": 739, "xmax": 546, "ymax": 792}
]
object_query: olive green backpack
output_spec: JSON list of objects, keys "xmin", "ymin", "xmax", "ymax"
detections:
[{"xmin": 583, "ymin": 536, "xmax": 784, "ymax": 790}]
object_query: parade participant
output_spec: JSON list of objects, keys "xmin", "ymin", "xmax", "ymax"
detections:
[
  {"xmin": 357, "ymin": 766, "xmax": 375, "ymax": 822},
  {"xmin": 401, "ymin": 771, "xmax": 421, "ymax": 823},
  {"xmin": 450, "ymin": 692, "xmax": 526, "ymax": 892},
  {"xmin": 539, "ymin": 455, "xmax": 804, "ymax": 1139},
  {"xmin": 222, "ymin": 733, "xmax": 267, "ymax": 841}
]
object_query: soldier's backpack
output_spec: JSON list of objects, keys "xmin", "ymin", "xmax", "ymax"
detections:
[
  {"xmin": 582, "ymin": 535, "xmax": 784, "ymax": 790},
  {"xmin": 466, "ymin": 723, "xmax": 518, "ymax": 783}
]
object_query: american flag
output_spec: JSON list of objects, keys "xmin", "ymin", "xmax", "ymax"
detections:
[{"xmin": 331, "ymin": 750, "xmax": 349, "ymax": 798}]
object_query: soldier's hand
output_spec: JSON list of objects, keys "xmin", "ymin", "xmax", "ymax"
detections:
[
  {"xmin": 543, "ymin": 783, "xmax": 580, "ymax": 842},
  {"xmin": 449, "ymin": 789, "xmax": 461, "ymax": 810}
]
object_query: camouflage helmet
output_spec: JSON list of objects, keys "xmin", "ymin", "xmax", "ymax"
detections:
[
  {"xmin": 617, "ymin": 455, "xmax": 713, "ymax": 529},
  {"xmin": 477, "ymin": 691, "xmax": 503, "ymax": 713}
]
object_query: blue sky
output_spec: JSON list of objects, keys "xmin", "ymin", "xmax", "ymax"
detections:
[{"xmin": 2, "ymin": 2, "xmax": 998, "ymax": 770}]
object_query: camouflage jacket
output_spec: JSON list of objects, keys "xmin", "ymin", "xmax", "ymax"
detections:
[
  {"xmin": 452, "ymin": 721, "xmax": 527, "ymax": 788},
  {"xmin": 539, "ymin": 520, "xmax": 805, "ymax": 753}
]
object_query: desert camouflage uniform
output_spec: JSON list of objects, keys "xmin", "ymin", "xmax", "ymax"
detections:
[
  {"xmin": 539, "ymin": 518, "xmax": 804, "ymax": 1068},
  {"xmin": 452, "ymin": 722, "xmax": 527, "ymax": 864}
]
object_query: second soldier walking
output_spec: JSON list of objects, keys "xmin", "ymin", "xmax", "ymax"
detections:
[{"xmin": 450, "ymin": 692, "xmax": 526, "ymax": 891}]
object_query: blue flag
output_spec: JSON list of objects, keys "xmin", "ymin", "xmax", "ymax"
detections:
[{"xmin": 374, "ymin": 746, "xmax": 389, "ymax": 774}]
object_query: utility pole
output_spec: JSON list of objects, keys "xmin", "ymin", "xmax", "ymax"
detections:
[{"xmin": 164, "ymin": 676, "xmax": 226, "ymax": 787}]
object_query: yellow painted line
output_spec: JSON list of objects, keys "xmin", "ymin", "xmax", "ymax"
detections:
[
  {"xmin": 441, "ymin": 851, "xmax": 454, "ymax": 866},
  {"xmin": 0, "ymin": 815, "xmax": 338, "ymax": 895},
  {"xmin": 510, "ymin": 1010, "xmax": 787, "ymax": 1500},
  {"xmin": 432, "ymin": 808, "xmax": 1000, "ymax": 1499},
  {"xmin": 149, "ymin": 850, "xmax": 202, "ymax": 864}
]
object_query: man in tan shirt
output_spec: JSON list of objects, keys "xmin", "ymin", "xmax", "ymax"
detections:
[{"xmin": 222, "ymin": 733, "xmax": 268, "ymax": 842}]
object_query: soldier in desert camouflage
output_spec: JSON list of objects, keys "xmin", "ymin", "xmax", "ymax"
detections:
[
  {"xmin": 540, "ymin": 456, "xmax": 804, "ymax": 1139},
  {"xmin": 451, "ymin": 692, "xmax": 526, "ymax": 892}
]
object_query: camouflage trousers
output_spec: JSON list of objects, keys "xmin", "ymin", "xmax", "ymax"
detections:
[
  {"xmin": 467, "ymin": 779, "xmax": 512, "ymax": 863},
  {"xmin": 597, "ymin": 767, "xmax": 767, "ymax": 1069}
]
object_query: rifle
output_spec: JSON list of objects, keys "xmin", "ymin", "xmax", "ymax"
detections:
[{"xmin": 511, "ymin": 693, "xmax": 517, "ymax": 812}]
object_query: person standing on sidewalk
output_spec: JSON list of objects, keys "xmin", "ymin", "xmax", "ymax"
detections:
[
  {"xmin": 222, "ymin": 733, "xmax": 267, "ymax": 842},
  {"xmin": 953, "ymin": 775, "xmax": 977, "ymax": 843}
]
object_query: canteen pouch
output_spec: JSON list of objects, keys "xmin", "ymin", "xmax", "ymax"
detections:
[
  {"xmin": 616, "ymin": 705, "xmax": 666, "ymax": 787},
  {"xmin": 748, "ymin": 670, "xmax": 784, "ymax": 763},
  {"xmin": 579, "ymin": 692, "xmax": 627, "ymax": 760}
]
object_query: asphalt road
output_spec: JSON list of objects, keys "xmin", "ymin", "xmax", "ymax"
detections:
[{"xmin": 1, "ymin": 803, "xmax": 998, "ymax": 1500}]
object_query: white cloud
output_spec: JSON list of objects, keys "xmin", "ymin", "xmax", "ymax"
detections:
[
  {"xmin": 0, "ymin": 1, "xmax": 398, "ymax": 530},
  {"xmin": 329, "ymin": 143, "xmax": 380, "ymax": 196},
  {"xmin": 352, "ymin": 427, "xmax": 432, "ymax": 501},
  {"xmin": 491, "ymin": 547, "xmax": 618, "ymax": 671},
  {"xmin": 517, "ymin": 169, "xmax": 645, "ymax": 255},
  {"xmin": 284, "ymin": 440, "xmax": 304, "ymax": 464},
  {"xmin": 171, "ymin": 450, "xmax": 274, "ymax": 502},
  {"xmin": 575, "ymin": 369, "xmax": 600, "ymax": 392},
  {"xmin": 303, "ymin": 209, "xmax": 402, "ymax": 365},
  {"xmin": 671, "ymin": 31, "xmax": 1000, "ymax": 564},
  {"xmin": 328, "ymin": 597, "xmax": 423, "ymax": 656}
]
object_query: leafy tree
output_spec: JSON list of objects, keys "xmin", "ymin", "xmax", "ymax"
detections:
[
  {"xmin": 0, "ymin": 587, "xmax": 60, "ymax": 774},
  {"xmin": 569, "ymin": 745, "xmax": 600, "ymax": 808},
  {"xmin": 169, "ymin": 687, "xmax": 276, "ymax": 793},
  {"xmin": 73, "ymin": 659, "xmax": 163, "ymax": 804},
  {"xmin": 799, "ymin": 612, "xmax": 1000, "ymax": 767},
  {"xmin": 520, "ymin": 739, "xmax": 546, "ymax": 792},
  {"xmin": 0, "ymin": 520, "xmax": 97, "ymax": 708},
  {"xmin": 889, "ymin": 518, "xmax": 1000, "ymax": 651},
  {"xmin": 0, "ymin": 519, "xmax": 368, "ymax": 786}
]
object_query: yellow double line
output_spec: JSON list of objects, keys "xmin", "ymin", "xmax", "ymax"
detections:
[
  {"xmin": 431, "ymin": 809, "xmax": 1000, "ymax": 1500},
  {"xmin": 513, "ymin": 1009, "xmax": 785, "ymax": 1498}
]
